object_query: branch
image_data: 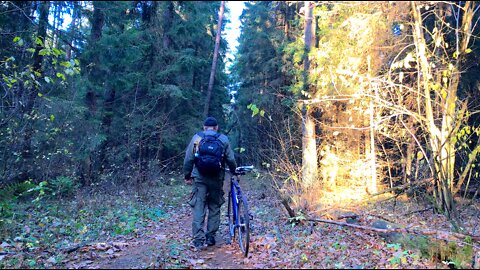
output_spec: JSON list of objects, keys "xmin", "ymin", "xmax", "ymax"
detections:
[
  {"xmin": 281, "ymin": 198, "xmax": 296, "ymax": 218},
  {"xmin": 308, "ymin": 218, "xmax": 480, "ymax": 248}
]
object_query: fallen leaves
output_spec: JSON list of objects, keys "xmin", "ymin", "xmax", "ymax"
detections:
[
  {"xmin": 3, "ymin": 174, "xmax": 474, "ymax": 269},
  {"xmin": 188, "ymin": 258, "xmax": 205, "ymax": 265}
]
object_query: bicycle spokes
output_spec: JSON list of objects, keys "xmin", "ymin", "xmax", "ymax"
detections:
[{"xmin": 237, "ymin": 196, "xmax": 250, "ymax": 256}]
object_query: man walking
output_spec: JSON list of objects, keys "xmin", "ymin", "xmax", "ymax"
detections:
[{"xmin": 184, "ymin": 116, "xmax": 237, "ymax": 249}]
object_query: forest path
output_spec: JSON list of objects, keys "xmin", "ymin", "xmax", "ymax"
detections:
[
  {"xmin": 62, "ymin": 174, "xmax": 448, "ymax": 269},
  {"xmin": 64, "ymin": 176, "xmax": 265, "ymax": 269},
  {"xmin": 93, "ymin": 201, "xmax": 252, "ymax": 269}
]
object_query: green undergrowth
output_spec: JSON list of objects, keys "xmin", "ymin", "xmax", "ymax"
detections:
[
  {"xmin": 0, "ymin": 178, "xmax": 189, "ymax": 269},
  {"xmin": 392, "ymin": 234, "xmax": 475, "ymax": 269}
]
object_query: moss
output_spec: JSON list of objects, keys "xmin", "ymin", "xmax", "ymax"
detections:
[{"xmin": 395, "ymin": 234, "xmax": 474, "ymax": 269}]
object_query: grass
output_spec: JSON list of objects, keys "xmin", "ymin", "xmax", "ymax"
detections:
[{"xmin": 0, "ymin": 177, "xmax": 189, "ymax": 269}]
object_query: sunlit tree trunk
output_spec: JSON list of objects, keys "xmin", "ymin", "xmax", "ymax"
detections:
[
  {"xmin": 411, "ymin": 1, "xmax": 452, "ymax": 218},
  {"xmin": 411, "ymin": 1, "xmax": 475, "ymax": 220},
  {"xmin": 204, "ymin": 1, "xmax": 225, "ymax": 117},
  {"xmin": 301, "ymin": 1, "xmax": 317, "ymax": 188},
  {"xmin": 367, "ymin": 56, "xmax": 377, "ymax": 194},
  {"xmin": 368, "ymin": 100, "xmax": 377, "ymax": 194}
]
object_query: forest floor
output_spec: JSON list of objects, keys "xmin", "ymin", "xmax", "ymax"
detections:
[{"xmin": 1, "ymin": 172, "xmax": 479, "ymax": 269}]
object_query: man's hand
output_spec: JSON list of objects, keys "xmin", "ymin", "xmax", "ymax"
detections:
[{"xmin": 185, "ymin": 173, "xmax": 193, "ymax": 185}]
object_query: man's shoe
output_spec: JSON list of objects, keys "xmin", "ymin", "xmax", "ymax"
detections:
[
  {"xmin": 206, "ymin": 236, "xmax": 215, "ymax": 246},
  {"xmin": 190, "ymin": 240, "xmax": 204, "ymax": 250}
]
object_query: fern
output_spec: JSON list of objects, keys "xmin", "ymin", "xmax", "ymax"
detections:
[{"xmin": 0, "ymin": 181, "xmax": 36, "ymax": 201}]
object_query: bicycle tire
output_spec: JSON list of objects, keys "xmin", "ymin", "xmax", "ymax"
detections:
[
  {"xmin": 227, "ymin": 191, "xmax": 236, "ymax": 241},
  {"xmin": 237, "ymin": 195, "xmax": 250, "ymax": 257}
]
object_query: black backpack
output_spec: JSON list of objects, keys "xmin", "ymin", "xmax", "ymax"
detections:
[{"xmin": 194, "ymin": 132, "xmax": 225, "ymax": 176}]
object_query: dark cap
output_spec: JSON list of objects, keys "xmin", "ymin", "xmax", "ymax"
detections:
[{"xmin": 203, "ymin": 116, "xmax": 218, "ymax": 127}]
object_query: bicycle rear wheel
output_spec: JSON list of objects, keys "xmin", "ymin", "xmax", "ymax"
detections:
[{"xmin": 237, "ymin": 195, "xmax": 250, "ymax": 257}]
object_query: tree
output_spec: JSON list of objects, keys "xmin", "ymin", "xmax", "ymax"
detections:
[
  {"xmin": 300, "ymin": 1, "xmax": 317, "ymax": 189},
  {"xmin": 408, "ymin": 1, "xmax": 477, "ymax": 220},
  {"xmin": 204, "ymin": 1, "xmax": 225, "ymax": 117}
]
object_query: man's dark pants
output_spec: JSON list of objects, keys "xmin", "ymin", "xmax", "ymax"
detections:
[{"xmin": 188, "ymin": 177, "xmax": 225, "ymax": 244}]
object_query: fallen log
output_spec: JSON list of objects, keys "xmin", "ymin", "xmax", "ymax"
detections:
[
  {"xmin": 308, "ymin": 217, "xmax": 480, "ymax": 249},
  {"xmin": 61, "ymin": 241, "xmax": 91, "ymax": 254}
]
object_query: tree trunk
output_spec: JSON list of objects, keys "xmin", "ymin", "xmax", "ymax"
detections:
[
  {"xmin": 409, "ymin": 1, "xmax": 477, "ymax": 221},
  {"xmin": 91, "ymin": 2, "xmax": 105, "ymax": 42},
  {"xmin": 301, "ymin": 1, "xmax": 317, "ymax": 188},
  {"xmin": 80, "ymin": 1, "xmax": 105, "ymax": 184},
  {"xmin": 411, "ymin": 1, "xmax": 453, "ymax": 218},
  {"xmin": 162, "ymin": 2, "xmax": 174, "ymax": 50},
  {"xmin": 283, "ymin": 1, "xmax": 290, "ymax": 38},
  {"xmin": 366, "ymin": 55, "xmax": 377, "ymax": 194},
  {"xmin": 204, "ymin": 1, "xmax": 225, "ymax": 117},
  {"xmin": 368, "ymin": 100, "xmax": 377, "ymax": 194},
  {"xmin": 98, "ymin": 85, "xmax": 115, "ymax": 171},
  {"xmin": 66, "ymin": 1, "xmax": 80, "ymax": 60},
  {"xmin": 53, "ymin": 1, "xmax": 62, "ymax": 48}
]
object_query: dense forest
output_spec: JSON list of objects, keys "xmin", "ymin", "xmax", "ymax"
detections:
[{"xmin": 1, "ymin": 1, "xmax": 480, "ymax": 269}]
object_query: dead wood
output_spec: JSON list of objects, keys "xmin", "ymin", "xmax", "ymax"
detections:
[
  {"xmin": 308, "ymin": 217, "xmax": 480, "ymax": 249},
  {"xmin": 61, "ymin": 242, "xmax": 91, "ymax": 254},
  {"xmin": 0, "ymin": 252, "xmax": 16, "ymax": 255},
  {"xmin": 281, "ymin": 198, "xmax": 296, "ymax": 218}
]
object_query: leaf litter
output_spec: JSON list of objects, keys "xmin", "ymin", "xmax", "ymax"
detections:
[{"xmin": 1, "ymin": 174, "xmax": 478, "ymax": 269}]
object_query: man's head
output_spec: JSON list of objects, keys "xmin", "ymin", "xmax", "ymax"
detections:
[{"xmin": 203, "ymin": 116, "xmax": 218, "ymax": 131}]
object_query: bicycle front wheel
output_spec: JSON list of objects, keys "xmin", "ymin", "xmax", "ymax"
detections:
[
  {"xmin": 237, "ymin": 195, "xmax": 250, "ymax": 257},
  {"xmin": 227, "ymin": 191, "xmax": 236, "ymax": 241}
]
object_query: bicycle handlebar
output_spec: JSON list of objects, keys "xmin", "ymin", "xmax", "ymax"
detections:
[
  {"xmin": 236, "ymin": 165, "xmax": 254, "ymax": 173},
  {"xmin": 226, "ymin": 165, "xmax": 255, "ymax": 175}
]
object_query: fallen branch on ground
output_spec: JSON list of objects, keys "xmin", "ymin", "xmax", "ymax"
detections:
[
  {"xmin": 308, "ymin": 217, "xmax": 480, "ymax": 249},
  {"xmin": 281, "ymin": 198, "xmax": 296, "ymax": 218},
  {"xmin": 61, "ymin": 242, "xmax": 91, "ymax": 254},
  {"xmin": 0, "ymin": 252, "xmax": 17, "ymax": 255}
]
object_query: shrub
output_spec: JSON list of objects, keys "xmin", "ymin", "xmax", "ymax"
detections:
[{"xmin": 50, "ymin": 176, "xmax": 78, "ymax": 197}]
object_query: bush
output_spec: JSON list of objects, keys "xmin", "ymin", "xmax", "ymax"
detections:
[
  {"xmin": 0, "ymin": 181, "xmax": 36, "ymax": 231},
  {"xmin": 50, "ymin": 176, "xmax": 78, "ymax": 197}
]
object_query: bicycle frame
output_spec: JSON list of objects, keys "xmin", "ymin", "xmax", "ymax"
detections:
[
  {"xmin": 229, "ymin": 176, "xmax": 243, "ymax": 236},
  {"xmin": 226, "ymin": 165, "xmax": 253, "ymax": 257}
]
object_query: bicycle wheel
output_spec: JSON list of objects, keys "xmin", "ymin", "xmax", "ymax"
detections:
[
  {"xmin": 237, "ymin": 195, "xmax": 250, "ymax": 257},
  {"xmin": 227, "ymin": 191, "xmax": 236, "ymax": 241}
]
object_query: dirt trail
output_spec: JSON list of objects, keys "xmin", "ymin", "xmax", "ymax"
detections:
[
  {"xmin": 97, "ymin": 204, "xmax": 252, "ymax": 269},
  {"xmin": 62, "ymin": 175, "xmax": 452, "ymax": 269},
  {"xmin": 64, "ymin": 178, "xmax": 262, "ymax": 269}
]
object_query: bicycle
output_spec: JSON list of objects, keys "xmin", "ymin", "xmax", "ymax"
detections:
[{"xmin": 226, "ymin": 165, "xmax": 254, "ymax": 257}]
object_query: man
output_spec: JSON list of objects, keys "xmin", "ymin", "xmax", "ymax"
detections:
[{"xmin": 183, "ymin": 116, "xmax": 237, "ymax": 249}]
